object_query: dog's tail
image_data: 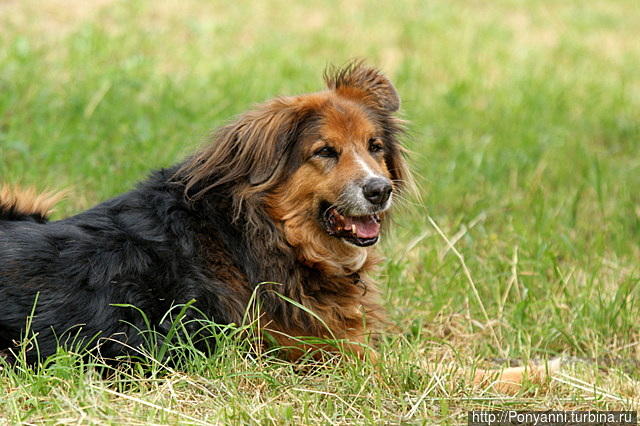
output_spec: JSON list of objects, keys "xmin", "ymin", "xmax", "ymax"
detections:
[
  {"xmin": 0, "ymin": 185, "xmax": 64, "ymax": 223},
  {"xmin": 472, "ymin": 358, "xmax": 561, "ymax": 394}
]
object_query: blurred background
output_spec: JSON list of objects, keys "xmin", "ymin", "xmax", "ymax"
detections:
[{"xmin": 1, "ymin": 0, "xmax": 639, "ymax": 384}]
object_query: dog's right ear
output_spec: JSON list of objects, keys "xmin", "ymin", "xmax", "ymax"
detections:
[{"xmin": 324, "ymin": 61, "xmax": 400, "ymax": 113}]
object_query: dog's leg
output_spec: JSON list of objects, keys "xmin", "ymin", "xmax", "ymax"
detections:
[{"xmin": 472, "ymin": 358, "xmax": 561, "ymax": 394}]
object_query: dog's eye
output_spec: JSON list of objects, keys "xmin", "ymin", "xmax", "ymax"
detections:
[
  {"xmin": 314, "ymin": 146, "xmax": 338, "ymax": 158},
  {"xmin": 368, "ymin": 138, "xmax": 384, "ymax": 153}
]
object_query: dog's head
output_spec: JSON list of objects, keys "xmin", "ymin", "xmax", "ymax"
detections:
[{"xmin": 180, "ymin": 62, "xmax": 410, "ymax": 275}]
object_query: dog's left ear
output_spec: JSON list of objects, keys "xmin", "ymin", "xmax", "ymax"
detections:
[
  {"xmin": 324, "ymin": 61, "xmax": 400, "ymax": 113},
  {"xmin": 245, "ymin": 102, "xmax": 311, "ymax": 186},
  {"xmin": 178, "ymin": 98, "xmax": 312, "ymax": 199}
]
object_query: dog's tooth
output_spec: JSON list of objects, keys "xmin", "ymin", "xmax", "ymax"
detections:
[{"xmin": 351, "ymin": 224, "xmax": 356, "ymax": 234}]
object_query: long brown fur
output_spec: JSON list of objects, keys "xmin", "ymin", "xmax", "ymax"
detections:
[{"xmin": 0, "ymin": 185, "xmax": 64, "ymax": 222}]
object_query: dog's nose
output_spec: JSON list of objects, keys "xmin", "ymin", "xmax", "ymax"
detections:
[{"xmin": 362, "ymin": 178, "xmax": 392, "ymax": 205}]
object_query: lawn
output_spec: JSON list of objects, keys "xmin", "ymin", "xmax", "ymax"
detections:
[{"xmin": 1, "ymin": 0, "xmax": 639, "ymax": 423}]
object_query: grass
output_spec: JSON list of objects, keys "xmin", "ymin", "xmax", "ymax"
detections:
[{"xmin": 1, "ymin": 0, "xmax": 639, "ymax": 423}]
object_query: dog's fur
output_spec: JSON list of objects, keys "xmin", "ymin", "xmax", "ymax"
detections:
[
  {"xmin": 0, "ymin": 62, "xmax": 409, "ymax": 364},
  {"xmin": 0, "ymin": 63, "xmax": 553, "ymax": 392}
]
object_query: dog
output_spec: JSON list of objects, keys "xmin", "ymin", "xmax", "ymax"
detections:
[
  {"xmin": 0, "ymin": 62, "xmax": 408, "ymax": 365},
  {"xmin": 0, "ymin": 62, "xmax": 553, "ymax": 392}
]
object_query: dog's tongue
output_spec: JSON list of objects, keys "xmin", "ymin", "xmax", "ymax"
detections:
[{"xmin": 343, "ymin": 215, "xmax": 380, "ymax": 239}]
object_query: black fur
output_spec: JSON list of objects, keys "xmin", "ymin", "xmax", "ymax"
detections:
[{"xmin": 0, "ymin": 167, "xmax": 251, "ymax": 363}]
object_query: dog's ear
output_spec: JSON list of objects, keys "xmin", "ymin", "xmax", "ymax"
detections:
[
  {"xmin": 324, "ymin": 61, "xmax": 400, "ymax": 113},
  {"xmin": 241, "ymin": 101, "xmax": 312, "ymax": 186},
  {"xmin": 178, "ymin": 98, "xmax": 312, "ymax": 199}
]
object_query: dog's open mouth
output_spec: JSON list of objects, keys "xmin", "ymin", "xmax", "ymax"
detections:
[{"xmin": 322, "ymin": 205, "xmax": 381, "ymax": 247}]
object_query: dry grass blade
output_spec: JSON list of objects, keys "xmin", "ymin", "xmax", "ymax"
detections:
[
  {"xmin": 428, "ymin": 215, "xmax": 502, "ymax": 353},
  {"xmin": 552, "ymin": 372, "xmax": 626, "ymax": 403},
  {"xmin": 88, "ymin": 384, "xmax": 212, "ymax": 425}
]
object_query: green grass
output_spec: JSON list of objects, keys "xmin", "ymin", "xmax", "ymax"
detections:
[{"xmin": 1, "ymin": 0, "xmax": 639, "ymax": 423}]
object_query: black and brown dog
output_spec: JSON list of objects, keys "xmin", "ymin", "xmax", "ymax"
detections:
[{"xmin": 0, "ymin": 62, "xmax": 409, "ymax": 364}]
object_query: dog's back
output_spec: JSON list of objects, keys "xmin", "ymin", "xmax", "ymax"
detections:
[{"xmin": 0, "ymin": 172, "xmax": 242, "ymax": 363}]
